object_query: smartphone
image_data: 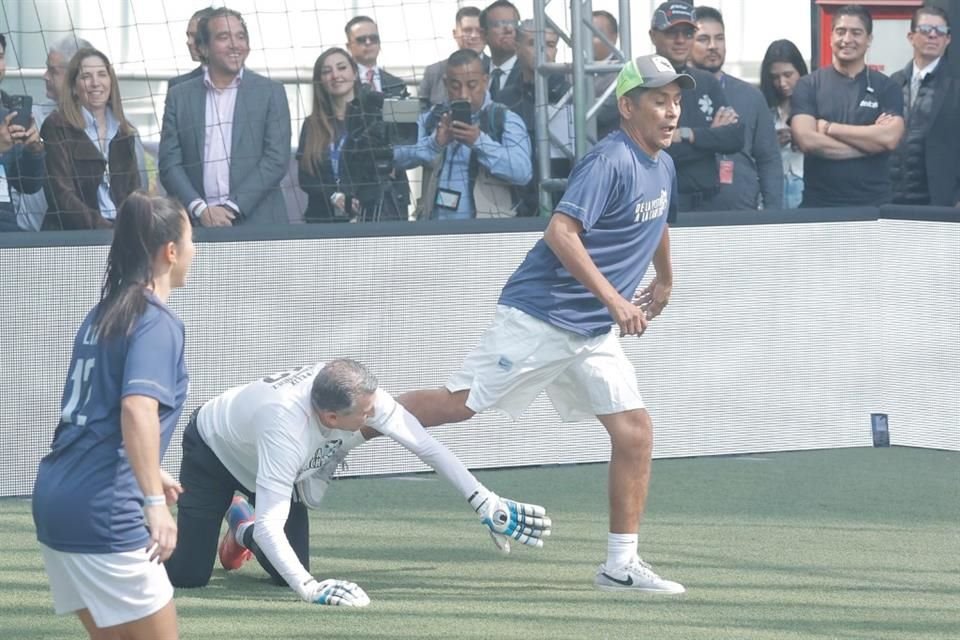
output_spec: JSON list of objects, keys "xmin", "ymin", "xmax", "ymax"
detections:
[
  {"xmin": 8, "ymin": 95, "xmax": 32, "ymax": 129},
  {"xmin": 450, "ymin": 100, "xmax": 471, "ymax": 125}
]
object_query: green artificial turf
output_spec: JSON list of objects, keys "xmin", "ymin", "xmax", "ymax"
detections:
[{"xmin": 2, "ymin": 447, "xmax": 957, "ymax": 639}]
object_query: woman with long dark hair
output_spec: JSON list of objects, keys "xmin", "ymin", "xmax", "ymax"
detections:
[
  {"xmin": 32, "ymin": 193, "xmax": 194, "ymax": 639},
  {"xmin": 41, "ymin": 48, "xmax": 146, "ymax": 229},
  {"xmin": 760, "ymin": 39, "xmax": 809, "ymax": 209},
  {"xmin": 297, "ymin": 48, "xmax": 362, "ymax": 222}
]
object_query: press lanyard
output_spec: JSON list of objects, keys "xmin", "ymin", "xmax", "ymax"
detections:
[
  {"xmin": 96, "ymin": 127, "xmax": 111, "ymax": 189},
  {"xmin": 329, "ymin": 134, "xmax": 347, "ymax": 184}
]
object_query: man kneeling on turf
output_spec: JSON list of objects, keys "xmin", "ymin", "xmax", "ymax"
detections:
[{"xmin": 164, "ymin": 359, "xmax": 550, "ymax": 606}]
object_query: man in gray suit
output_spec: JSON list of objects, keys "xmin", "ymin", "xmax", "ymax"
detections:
[
  {"xmin": 419, "ymin": 6, "xmax": 486, "ymax": 109},
  {"xmin": 159, "ymin": 7, "xmax": 291, "ymax": 226}
]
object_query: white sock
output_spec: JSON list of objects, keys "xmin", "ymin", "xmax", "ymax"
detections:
[
  {"xmin": 606, "ymin": 533, "xmax": 638, "ymax": 569},
  {"xmin": 235, "ymin": 521, "xmax": 253, "ymax": 547}
]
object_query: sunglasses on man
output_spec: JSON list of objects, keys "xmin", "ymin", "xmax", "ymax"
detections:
[
  {"xmin": 915, "ymin": 24, "xmax": 950, "ymax": 37},
  {"xmin": 354, "ymin": 34, "xmax": 381, "ymax": 45}
]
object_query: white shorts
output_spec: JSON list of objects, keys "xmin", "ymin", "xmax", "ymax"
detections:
[
  {"xmin": 39, "ymin": 544, "xmax": 174, "ymax": 628},
  {"xmin": 446, "ymin": 305, "xmax": 644, "ymax": 421}
]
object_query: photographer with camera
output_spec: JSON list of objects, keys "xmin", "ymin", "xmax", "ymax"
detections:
[
  {"xmin": 298, "ymin": 48, "xmax": 409, "ymax": 223},
  {"xmin": 393, "ymin": 48, "xmax": 531, "ymax": 220},
  {"xmin": 0, "ymin": 34, "xmax": 46, "ymax": 232}
]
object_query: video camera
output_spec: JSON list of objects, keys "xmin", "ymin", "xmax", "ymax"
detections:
[
  {"xmin": 341, "ymin": 86, "xmax": 410, "ymax": 220},
  {"xmin": 381, "ymin": 98, "xmax": 421, "ymax": 125}
]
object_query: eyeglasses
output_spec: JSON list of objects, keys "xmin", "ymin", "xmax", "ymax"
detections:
[
  {"xmin": 354, "ymin": 34, "xmax": 380, "ymax": 45},
  {"xmin": 488, "ymin": 19, "xmax": 519, "ymax": 30},
  {"xmin": 915, "ymin": 24, "xmax": 950, "ymax": 37}
]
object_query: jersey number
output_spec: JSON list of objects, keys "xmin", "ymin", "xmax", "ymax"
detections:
[
  {"xmin": 261, "ymin": 366, "xmax": 308, "ymax": 384},
  {"xmin": 61, "ymin": 358, "xmax": 95, "ymax": 426}
]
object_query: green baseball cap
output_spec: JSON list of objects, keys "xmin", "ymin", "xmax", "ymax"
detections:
[{"xmin": 615, "ymin": 54, "xmax": 696, "ymax": 99}]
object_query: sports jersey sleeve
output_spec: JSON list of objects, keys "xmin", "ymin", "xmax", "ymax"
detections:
[
  {"xmin": 122, "ymin": 306, "xmax": 182, "ymax": 408},
  {"xmin": 367, "ymin": 389, "xmax": 480, "ymax": 499},
  {"xmin": 555, "ymin": 153, "xmax": 618, "ymax": 231},
  {"xmin": 790, "ymin": 75, "xmax": 818, "ymax": 119},
  {"xmin": 255, "ymin": 402, "xmax": 311, "ymax": 497}
]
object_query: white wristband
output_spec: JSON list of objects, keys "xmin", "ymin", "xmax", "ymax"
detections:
[{"xmin": 143, "ymin": 495, "xmax": 166, "ymax": 507}]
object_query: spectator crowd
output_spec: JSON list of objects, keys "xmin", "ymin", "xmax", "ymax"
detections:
[{"xmin": 0, "ymin": 1, "xmax": 956, "ymax": 231}]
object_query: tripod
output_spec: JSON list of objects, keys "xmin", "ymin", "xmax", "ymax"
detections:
[{"xmin": 355, "ymin": 170, "xmax": 408, "ymax": 223}]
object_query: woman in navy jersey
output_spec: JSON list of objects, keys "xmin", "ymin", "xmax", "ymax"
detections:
[{"xmin": 32, "ymin": 192, "xmax": 194, "ymax": 639}]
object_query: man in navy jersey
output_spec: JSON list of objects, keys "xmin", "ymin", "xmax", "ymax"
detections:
[{"xmin": 399, "ymin": 54, "xmax": 691, "ymax": 595}]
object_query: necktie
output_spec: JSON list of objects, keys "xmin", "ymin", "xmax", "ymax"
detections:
[
  {"xmin": 365, "ymin": 68, "xmax": 376, "ymax": 89},
  {"xmin": 910, "ymin": 72, "xmax": 922, "ymax": 108},
  {"xmin": 491, "ymin": 68, "xmax": 504, "ymax": 99}
]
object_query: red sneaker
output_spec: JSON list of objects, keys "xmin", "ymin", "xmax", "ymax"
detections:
[{"xmin": 218, "ymin": 496, "xmax": 254, "ymax": 571}]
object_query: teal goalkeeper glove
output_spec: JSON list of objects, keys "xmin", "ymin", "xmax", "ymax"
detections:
[
  {"xmin": 301, "ymin": 578, "xmax": 370, "ymax": 607},
  {"xmin": 468, "ymin": 488, "xmax": 552, "ymax": 553}
]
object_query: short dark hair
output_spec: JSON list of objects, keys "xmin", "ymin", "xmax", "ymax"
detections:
[
  {"xmin": 345, "ymin": 15, "xmax": 376, "ymax": 38},
  {"xmin": 479, "ymin": 0, "xmax": 520, "ymax": 30},
  {"xmin": 447, "ymin": 47, "xmax": 484, "ymax": 70},
  {"xmin": 196, "ymin": 7, "xmax": 247, "ymax": 51},
  {"xmin": 694, "ymin": 6, "xmax": 724, "ymax": 27},
  {"xmin": 190, "ymin": 6, "xmax": 215, "ymax": 23},
  {"xmin": 833, "ymin": 4, "xmax": 873, "ymax": 35},
  {"xmin": 911, "ymin": 6, "xmax": 950, "ymax": 32},
  {"xmin": 593, "ymin": 10, "xmax": 618, "ymax": 35},
  {"xmin": 310, "ymin": 359, "xmax": 378, "ymax": 414},
  {"xmin": 456, "ymin": 6, "xmax": 482, "ymax": 25}
]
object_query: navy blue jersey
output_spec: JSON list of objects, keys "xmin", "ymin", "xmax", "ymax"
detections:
[
  {"xmin": 33, "ymin": 293, "xmax": 188, "ymax": 553},
  {"xmin": 499, "ymin": 130, "xmax": 677, "ymax": 337}
]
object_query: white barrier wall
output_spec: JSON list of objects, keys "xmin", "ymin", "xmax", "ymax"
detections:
[{"xmin": 2, "ymin": 217, "xmax": 957, "ymax": 496}]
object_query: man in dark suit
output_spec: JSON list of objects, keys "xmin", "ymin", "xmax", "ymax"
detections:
[
  {"xmin": 345, "ymin": 16, "xmax": 408, "ymax": 98},
  {"xmin": 169, "ymin": 7, "xmax": 215, "ymax": 89},
  {"xmin": 419, "ymin": 6, "xmax": 487, "ymax": 109},
  {"xmin": 345, "ymin": 15, "xmax": 413, "ymax": 219},
  {"xmin": 159, "ymin": 7, "xmax": 291, "ymax": 226},
  {"xmin": 481, "ymin": 1, "xmax": 522, "ymax": 102},
  {"xmin": 889, "ymin": 6, "xmax": 959, "ymax": 207},
  {"xmin": 497, "ymin": 20, "xmax": 571, "ymax": 216}
]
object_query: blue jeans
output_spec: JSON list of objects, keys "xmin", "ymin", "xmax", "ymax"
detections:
[{"xmin": 783, "ymin": 173, "xmax": 804, "ymax": 209}]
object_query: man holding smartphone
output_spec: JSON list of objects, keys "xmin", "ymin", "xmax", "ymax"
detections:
[
  {"xmin": 0, "ymin": 101, "xmax": 46, "ymax": 232},
  {"xmin": 0, "ymin": 33, "xmax": 45, "ymax": 232},
  {"xmin": 393, "ymin": 48, "xmax": 531, "ymax": 220}
]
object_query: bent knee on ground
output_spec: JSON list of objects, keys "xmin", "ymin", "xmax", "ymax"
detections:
[{"xmin": 166, "ymin": 568, "xmax": 212, "ymax": 589}]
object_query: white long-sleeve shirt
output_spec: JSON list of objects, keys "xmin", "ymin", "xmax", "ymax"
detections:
[{"xmin": 197, "ymin": 362, "xmax": 481, "ymax": 597}]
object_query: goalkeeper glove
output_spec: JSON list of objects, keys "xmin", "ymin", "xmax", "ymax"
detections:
[
  {"xmin": 468, "ymin": 487, "xmax": 552, "ymax": 554},
  {"xmin": 300, "ymin": 578, "xmax": 370, "ymax": 607}
]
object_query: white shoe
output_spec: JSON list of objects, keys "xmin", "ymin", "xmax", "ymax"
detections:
[{"xmin": 594, "ymin": 556, "xmax": 686, "ymax": 595}]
